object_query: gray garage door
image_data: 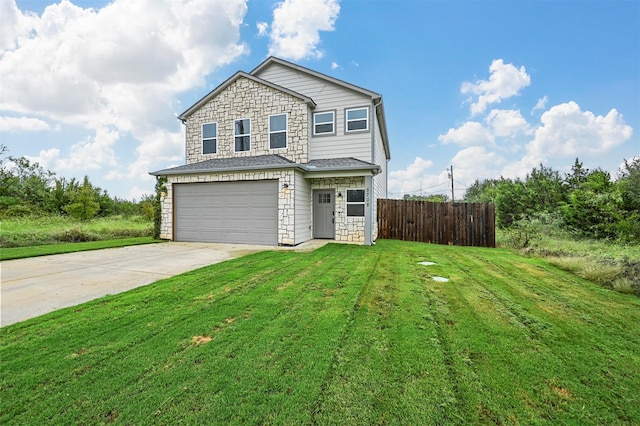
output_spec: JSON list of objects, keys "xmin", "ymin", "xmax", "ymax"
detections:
[{"xmin": 174, "ymin": 180, "xmax": 278, "ymax": 245}]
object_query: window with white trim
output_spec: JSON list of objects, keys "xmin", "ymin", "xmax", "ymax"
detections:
[
  {"xmin": 313, "ymin": 111, "xmax": 335, "ymax": 135},
  {"xmin": 202, "ymin": 122, "xmax": 217, "ymax": 154},
  {"xmin": 269, "ymin": 114, "xmax": 287, "ymax": 149},
  {"xmin": 346, "ymin": 189, "xmax": 365, "ymax": 217},
  {"xmin": 234, "ymin": 118, "xmax": 251, "ymax": 152},
  {"xmin": 346, "ymin": 107, "xmax": 369, "ymax": 132}
]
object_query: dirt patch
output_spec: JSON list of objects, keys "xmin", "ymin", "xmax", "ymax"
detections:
[
  {"xmin": 67, "ymin": 348, "xmax": 87, "ymax": 358},
  {"xmin": 104, "ymin": 410, "xmax": 119, "ymax": 423},
  {"xmin": 552, "ymin": 386, "xmax": 571, "ymax": 399},
  {"xmin": 191, "ymin": 335, "xmax": 212, "ymax": 346}
]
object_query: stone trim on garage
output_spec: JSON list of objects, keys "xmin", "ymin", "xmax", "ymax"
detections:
[
  {"xmin": 160, "ymin": 173, "xmax": 372, "ymax": 246},
  {"xmin": 160, "ymin": 169, "xmax": 296, "ymax": 245}
]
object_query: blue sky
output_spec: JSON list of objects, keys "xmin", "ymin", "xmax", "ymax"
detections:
[{"xmin": 2, "ymin": 0, "xmax": 638, "ymax": 200}]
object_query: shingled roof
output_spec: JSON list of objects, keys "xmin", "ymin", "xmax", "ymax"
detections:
[{"xmin": 150, "ymin": 156, "xmax": 380, "ymax": 176}]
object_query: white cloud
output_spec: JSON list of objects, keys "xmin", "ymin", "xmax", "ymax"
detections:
[
  {"xmin": 1, "ymin": 0, "xmax": 248, "ymax": 189},
  {"xmin": 500, "ymin": 154, "xmax": 542, "ymax": 180},
  {"xmin": 388, "ymin": 157, "xmax": 444, "ymax": 197},
  {"xmin": 24, "ymin": 148, "xmax": 60, "ymax": 171},
  {"xmin": 106, "ymin": 128, "xmax": 183, "ymax": 181},
  {"xmin": 127, "ymin": 186, "xmax": 154, "ymax": 202},
  {"xmin": 28, "ymin": 126, "xmax": 120, "ymax": 172},
  {"xmin": 485, "ymin": 109, "xmax": 530, "ymax": 137},
  {"xmin": 256, "ymin": 21, "xmax": 269, "ymax": 37},
  {"xmin": 532, "ymin": 95, "xmax": 548, "ymax": 113},
  {"xmin": 0, "ymin": 116, "xmax": 50, "ymax": 132},
  {"xmin": 529, "ymin": 101, "xmax": 633, "ymax": 158},
  {"xmin": 331, "ymin": 62, "xmax": 339, "ymax": 70},
  {"xmin": 438, "ymin": 121, "xmax": 494, "ymax": 146},
  {"xmin": 267, "ymin": 0, "xmax": 340, "ymax": 60},
  {"xmin": 451, "ymin": 146, "xmax": 505, "ymax": 184},
  {"xmin": 461, "ymin": 59, "xmax": 531, "ymax": 115}
]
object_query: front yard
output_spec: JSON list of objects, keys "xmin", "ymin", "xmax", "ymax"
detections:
[{"xmin": 1, "ymin": 240, "xmax": 639, "ymax": 424}]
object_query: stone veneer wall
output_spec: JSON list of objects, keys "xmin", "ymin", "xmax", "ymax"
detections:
[
  {"xmin": 185, "ymin": 77, "xmax": 309, "ymax": 165},
  {"xmin": 310, "ymin": 177, "xmax": 366, "ymax": 243},
  {"xmin": 160, "ymin": 170, "xmax": 296, "ymax": 245},
  {"xmin": 160, "ymin": 173, "xmax": 370, "ymax": 245}
]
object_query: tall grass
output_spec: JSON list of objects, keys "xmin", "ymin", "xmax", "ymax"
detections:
[
  {"xmin": 0, "ymin": 215, "xmax": 153, "ymax": 248},
  {"xmin": 497, "ymin": 229, "xmax": 640, "ymax": 296}
]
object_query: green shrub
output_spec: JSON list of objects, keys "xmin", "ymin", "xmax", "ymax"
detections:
[
  {"xmin": 52, "ymin": 228, "xmax": 99, "ymax": 243},
  {"xmin": 3, "ymin": 204, "xmax": 36, "ymax": 217}
]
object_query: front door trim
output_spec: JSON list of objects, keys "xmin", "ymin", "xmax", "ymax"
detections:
[{"xmin": 313, "ymin": 189, "xmax": 335, "ymax": 239}]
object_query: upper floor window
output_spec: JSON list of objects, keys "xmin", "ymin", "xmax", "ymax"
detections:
[
  {"xmin": 269, "ymin": 114, "xmax": 287, "ymax": 149},
  {"xmin": 346, "ymin": 107, "xmax": 369, "ymax": 132},
  {"xmin": 234, "ymin": 118, "xmax": 251, "ymax": 152},
  {"xmin": 346, "ymin": 189, "xmax": 365, "ymax": 217},
  {"xmin": 313, "ymin": 111, "xmax": 335, "ymax": 136},
  {"xmin": 202, "ymin": 122, "xmax": 217, "ymax": 154}
]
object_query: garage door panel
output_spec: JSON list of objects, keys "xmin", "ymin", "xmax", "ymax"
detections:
[{"xmin": 174, "ymin": 180, "xmax": 278, "ymax": 245}]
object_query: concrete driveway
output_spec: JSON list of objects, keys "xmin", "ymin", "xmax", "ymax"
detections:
[{"xmin": 1, "ymin": 241, "xmax": 326, "ymax": 327}]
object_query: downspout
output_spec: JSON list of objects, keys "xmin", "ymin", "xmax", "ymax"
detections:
[
  {"xmin": 366, "ymin": 98, "xmax": 383, "ymax": 246},
  {"xmin": 180, "ymin": 118, "xmax": 187, "ymax": 164}
]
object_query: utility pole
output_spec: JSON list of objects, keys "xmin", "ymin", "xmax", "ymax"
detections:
[{"xmin": 448, "ymin": 165, "xmax": 454, "ymax": 202}]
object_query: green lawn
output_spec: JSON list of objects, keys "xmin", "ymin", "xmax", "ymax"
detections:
[
  {"xmin": 1, "ymin": 240, "xmax": 639, "ymax": 424},
  {"xmin": 0, "ymin": 237, "xmax": 160, "ymax": 260}
]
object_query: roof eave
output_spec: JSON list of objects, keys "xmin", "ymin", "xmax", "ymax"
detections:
[
  {"xmin": 150, "ymin": 162, "xmax": 304, "ymax": 177},
  {"xmin": 149, "ymin": 163, "xmax": 380, "ymax": 177},
  {"xmin": 303, "ymin": 164, "xmax": 381, "ymax": 176}
]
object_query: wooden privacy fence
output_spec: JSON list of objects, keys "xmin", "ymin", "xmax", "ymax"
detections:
[{"xmin": 377, "ymin": 199, "xmax": 496, "ymax": 248}]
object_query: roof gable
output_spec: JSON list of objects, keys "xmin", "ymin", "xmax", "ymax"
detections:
[
  {"xmin": 251, "ymin": 56, "xmax": 381, "ymax": 100},
  {"xmin": 177, "ymin": 71, "xmax": 316, "ymax": 121}
]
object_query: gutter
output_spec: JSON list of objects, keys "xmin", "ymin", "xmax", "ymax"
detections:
[{"xmin": 150, "ymin": 162, "xmax": 381, "ymax": 177}]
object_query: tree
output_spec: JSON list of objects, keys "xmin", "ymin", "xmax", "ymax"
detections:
[
  {"xmin": 561, "ymin": 169, "xmax": 622, "ymax": 239},
  {"xmin": 564, "ymin": 158, "xmax": 589, "ymax": 191},
  {"xmin": 525, "ymin": 164, "xmax": 566, "ymax": 215},
  {"xmin": 494, "ymin": 178, "xmax": 529, "ymax": 228},
  {"xmin": 463, "ymin": 178, "xmax": 497, "ymax": 203},
  {"xmin": 617, "ymin": 157, "xmax": 640, "ymax": 213},
  {"xmin": 63, "ymin": 176, "xmax": 100, "ymax": 220},
  {"xmin": 403, "ymin": 194, "xmax": 449, "ymax": 202}
]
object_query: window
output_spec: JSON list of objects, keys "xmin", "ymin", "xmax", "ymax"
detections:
[
  {"xmin": 346, "ymin": 189, "xmax": 365, "ymax": 217},
  {"xmin": 346, "ymin": 107, "xmax": 369, "ymax": 132},
  {"xmin": 269, "ymin": 114, "xmax": 287, "ymax": 149},
  {"xmin": 318, "ymin": 193, "xmax": 331, "ymax": 204},
  {"xmin": 234, "ymin": 118, "xmax": 250, "ymax": 152},
  {"xmin": 313, "ymin": 111, "xmax": 335, "ymax": 135},
  {"xmin": 202, "ymin": 122, "xmax": 217, "ymax": 154}
]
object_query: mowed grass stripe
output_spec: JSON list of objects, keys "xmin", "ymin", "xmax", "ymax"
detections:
[
  {"xmin": 420, "ymin": 244, "xmax": 640, "ymax": 424},
  {"xmin": 2, "ymin": 240, "xmax": 640, "ymax": 424},
  {"xmin": 1, "ymin": 245, "xmax": 375, "ymax": 424},
  {"xmin": 313, "ymin": 244, "xmax": 459, "ymax": 424}
]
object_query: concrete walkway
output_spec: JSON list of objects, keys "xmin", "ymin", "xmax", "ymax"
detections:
[{"xmin": 1, "ymin": 240, "xmax": 328, "ymax": 327}]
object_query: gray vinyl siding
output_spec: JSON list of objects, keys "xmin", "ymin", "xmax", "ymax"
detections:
[
  {"xmin": 256, "ymin": 63, "xmax": 373, "ymax": 162},
  {"xmin": 294, "ymin": 170, "xmax": 312, "ymax": 244}
]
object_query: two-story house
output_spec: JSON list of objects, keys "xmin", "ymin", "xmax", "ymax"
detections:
[{"xmin": 150, "ymin": 56, "xmax": 390, "ymax": 246}]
